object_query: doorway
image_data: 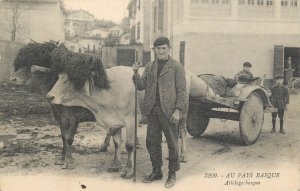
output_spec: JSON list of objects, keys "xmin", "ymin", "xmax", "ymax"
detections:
[
  {"xmin": 284, "ymin": 47, "xmax": 300, "ymax": 78},
  {"xmin": 274, "ymin": 46, "xmax": 300, "ymax": 85}
]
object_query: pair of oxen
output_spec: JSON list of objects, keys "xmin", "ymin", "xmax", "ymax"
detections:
[{"xmin": 12, "ymin": 42, "xmax": 214, "ymax": 179}]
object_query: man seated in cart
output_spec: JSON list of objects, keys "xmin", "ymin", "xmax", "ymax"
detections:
[{"xmin": 234, "ymin": 62, "xmax": 255, "ymax": 84}]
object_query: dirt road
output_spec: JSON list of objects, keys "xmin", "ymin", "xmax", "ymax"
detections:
[{"xmin": 0, "ymin": 85, "xmax": 299, "ymax": 191}]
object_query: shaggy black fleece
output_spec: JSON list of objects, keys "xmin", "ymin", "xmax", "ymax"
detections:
[
  {"xmin": 51, "ymin": 44, "xmax": 110, "ymax": 90},
  {"xmin": 14, "ymin": 41, "xmax": 110, "ymax": 90},
  {"xmin": 14, "ymin": 41, "xmax": 57, "ymax": 71}
]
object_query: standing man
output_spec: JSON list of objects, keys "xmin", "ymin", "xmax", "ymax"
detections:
[
  {"xmin": 132, "ymin": 36, "xmax": 188, "ymax": 188},
  {"xmin": 284, "ymin": 57, "xmax": 295, "ymax": 85},
  {"xmin": 270, "ymin": 74, "xmax": 289, "ymax": 134}
]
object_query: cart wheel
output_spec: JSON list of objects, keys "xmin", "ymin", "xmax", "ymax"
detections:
[
  {"xmin": 288, "ymin": 77, "xmax": 300, "ymax": 94},
  {"xmin": 239, "ymin": 92, "xmax": 264, "ymax": 145},
  {"xmin": 186, "ymin": 104, "xmax": 210, "ymax": 137}
]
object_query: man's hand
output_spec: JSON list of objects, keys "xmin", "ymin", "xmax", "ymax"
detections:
[
  {"xmin": 133, "ymin": 62, "xmax": 139, "ymax": 74},
  {"xmin": 170, "ymin": 109, "xmax": 181, "ymax": 125}
]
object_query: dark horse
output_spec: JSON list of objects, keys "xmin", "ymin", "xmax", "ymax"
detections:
[{"xmin": 11, "ymin": 42, "xmax": 111, "ymax": 169}]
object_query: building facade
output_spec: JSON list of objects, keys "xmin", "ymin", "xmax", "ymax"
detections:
[
  {"xmin": 64, "ymin": 9, "xmax": 95, "ymax": 39},
  {"xmin": 86, "ymin": 27, "xmax": 109, "ymax": 39},
  {"xmin": 127, "ymin": 0, "xmax": 151, "ymax": 50},
  {"xmin": 108, "ymin": 25, "xmax": 124, "ymax": 37},
  {"xmin": 0, "ymin": 0, "xmax": 65, "ymax": 43},
  {"xmin": 145, "ymin": 0, "xmax": 300, "ymax": 79},
  {"xmin": 170, "ymin": 0, "xmax": 300, "ymax": 79}
]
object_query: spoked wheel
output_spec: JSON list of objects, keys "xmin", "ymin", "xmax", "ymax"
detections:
[
  {"xmin": 239, "ymin": 92, "xmax": 264, "ymax": 145},
  {"xmin": 186, "ymin": 104, "xmax": 210, "ymax": 137},
  {"xmin": 288, "ymin": 77, "xmax": 300, "ymax": 94}
]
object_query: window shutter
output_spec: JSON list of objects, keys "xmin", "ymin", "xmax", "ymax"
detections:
[
  {"xmin": 274, "ymin": 45, "xmax": 284, "ymax": 78},
  {"xmin": 158, "ymin": 0, "xmax": 164, "ymax": 30},
  {"xmin": 179, "ymin": 41, "xmax": 186, "ymax": 66}
]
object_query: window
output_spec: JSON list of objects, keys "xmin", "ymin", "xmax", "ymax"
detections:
[
  {"xmin": 291, "ymin": 0, "xmax": 298, "ymax": 6},
  {"xmin": 239, "ymin": 0, "xmax": 246, "ymax": 4},
  {"xmin": 153, "ymin": 6, "xmax": 157, "ymax": 32},
  {"xmin": 158, "ymin": 0, "xmax": 164, "ymax": 30},
  {"xmin": 88, "ymin": 44, "xmax": 90, "ymax": 51},
  {"xmin": 266, "ymin": 0, "xmax": 273, "ymax": 5},
  {"xmin": 257, "ymin": 0, "xmax": 264, "ymax": 5},
  {"xmin": 137, "ymin": 22, "xmax": 140, "ymax": 40},
  {"xmin": 191, "ymin": 0, "xmax": 199, "ymax": 3},
  {"xmin": 211, "ymin": 0, "xmax": 220, "ymax": 3},
  {"xmin": 248, "ymin": 0, "xmax": 254, "ymax": 4},
  {"xmin": 93, "ymin": 45, "xmax": 95, "ymax": 51},
  {"xmin": 222, "ymin": 0, "xmax": 230, "ymax": 4},
  {"xmin": 202, "ymin": 0, "xmax": 209, "ymax": 3},
  {"xmin": 281, "ymin": 0, "xmax": 288, "ymax": 6}
]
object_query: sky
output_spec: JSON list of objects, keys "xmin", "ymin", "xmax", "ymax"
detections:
[{"xmin": 64, "ymin": 0, "xmax": 131, "ymax": 23}]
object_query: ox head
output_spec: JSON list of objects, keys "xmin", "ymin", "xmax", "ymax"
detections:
[
  {"xmin": 46, "ymin": 72, "xmax": 94, "ymax": 108},
  {"xmin": 11, "ymin": 65, "xmax": 57, "ymax": 95},
  {"xmin": 11, "ymin": 41, "xmax": 58, "ymax": 93},
  {"xmin": 46, "ymin": 49, "xmax": 110, "ymax": 106}
]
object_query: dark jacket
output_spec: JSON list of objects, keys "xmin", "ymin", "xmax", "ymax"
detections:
[
  {"xmin": 270, "ymin": 84, "xmax": 289, "ymax": 109},
  {"xmin": 133, "ymin": 57, "xmax": 188, "ymax": 119},
  {"xmin": 234, "ymin": 70, "xmax": 253, "ymax": 83}
]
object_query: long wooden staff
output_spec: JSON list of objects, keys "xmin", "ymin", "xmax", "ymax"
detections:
[{"xmin": 133, "ymin": 50, "xmax": 138, "ymax": 182}]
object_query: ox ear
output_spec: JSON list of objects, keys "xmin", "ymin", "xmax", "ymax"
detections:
[{"xmin": 31, "ymin": 65, "xmax": 53, "ymax": 74}]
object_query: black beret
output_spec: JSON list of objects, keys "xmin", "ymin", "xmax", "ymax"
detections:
[
  {"xmin": 275, "ymin": 74, "xmax": 284, "ymax": 79},
  {"xmin": 153, "ymin": 36, "xmax": 170, "ymax": 47},
  {"xmin": 243, "ymin": 62, "xmax": 252, "ymax": 67}
]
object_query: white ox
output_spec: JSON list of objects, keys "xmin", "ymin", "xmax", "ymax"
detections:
[{"xmin": 46, "ymin": 66, "xmax": 215, "ymax": 178}]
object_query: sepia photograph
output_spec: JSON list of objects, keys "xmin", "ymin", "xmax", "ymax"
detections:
[{"xmin": 0, "ymin": 0, "xmax": 299, "ymax": 190}]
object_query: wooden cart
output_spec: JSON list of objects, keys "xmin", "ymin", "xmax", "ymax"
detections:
[{"xmin": 187, "ymin": 84, "xmax": 277, "ymax": 145}]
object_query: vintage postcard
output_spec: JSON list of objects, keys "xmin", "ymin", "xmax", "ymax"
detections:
[{"xmin": 0, "ymin": 0, "xmax": 299, "ymax": 190}]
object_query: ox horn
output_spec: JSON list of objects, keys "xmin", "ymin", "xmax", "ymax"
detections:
[{"xmin": 31, "ymin": 65, "xmax": 54, "ymax": 73}]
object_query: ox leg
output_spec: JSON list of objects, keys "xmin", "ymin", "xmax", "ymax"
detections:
[
  {"xmin": 55, "ymin": 122, "xmax": 68, "ymax": 166},
  {"xmin": 120, "ymin": 122, "xmax": 135, "ymax": 179},
  {"xmin": 107, "ymin": 128, "xmax": 122, "ymax": 173},
  {"xmin": 179, "ymin": 128, "xmax": 188, "ymax": 163},
  {"xmin": 62, "ymin": 120, "xmax": 79, "ymax": 169},
  {"xmin": 99, "ymin": 128, "xmax": 111, "ymax": 152}
]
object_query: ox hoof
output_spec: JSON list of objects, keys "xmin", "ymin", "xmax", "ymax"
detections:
[
  {"xmin": 99, "ymin": 145, "xmax": 108, "ymax": 152},
  {"xmin": 120, "ymin": 167, "xmax": 134, "ymax": 179},
  {"xmin": 55, "ymin": 157, "xmax": 65, "ymax": 165},
  {"xmin": 179, "ymin": 155, "xmax": 188, "ymax": 163},
  {"xmin": 61, "ymin": 160, "xmax": 75, "ymax": 169},
  {"xmin": 107, "ymin": 167, "xmax": 120, "ymax": 173},
  {"xmin": 107, "ymin": 160, "xmax": 122, "ymax": 173}
]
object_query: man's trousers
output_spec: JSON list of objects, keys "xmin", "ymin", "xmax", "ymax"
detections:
[{"xmin": 146, "ymin": 104, "xmax": 180, "ymax": 172}]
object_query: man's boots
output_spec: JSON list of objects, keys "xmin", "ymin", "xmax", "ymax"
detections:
[
  {"xmin": 270, "ymin": 119, "xmax": 276, "ymax": 133},
  {"xmin": 143, "ymin": 168, "xmax": 163, "ymax": 183},
  {"xmin": 279, "ymin": 120, "xmax": 285, "ymax": 134},
  {"xmin": 165, "ymin": 171, "xmax": 176, "ymax": 188}
]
